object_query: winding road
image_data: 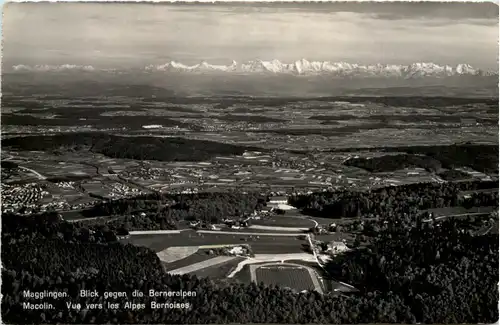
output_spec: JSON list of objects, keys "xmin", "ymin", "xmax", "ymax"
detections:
[{"xmin": 18, "ymin": 166, "xmax": 46, "ymax": 180}]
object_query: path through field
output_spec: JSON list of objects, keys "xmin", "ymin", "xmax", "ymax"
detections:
[
  {"xmin": 248, "ymin": 225, "xmax": 309, "ymax": 232},
  {"xmin": 130, "ymin": 230, "xmax": 186, "ymax": 235},
  {"xmin": 197, "ymin": 230, "xmax": 304, "ymax": 236}
]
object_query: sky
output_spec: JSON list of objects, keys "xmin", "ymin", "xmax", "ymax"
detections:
[{"xmin": 2, "ymin": 2, "xmax": 499, "ymax": 70}]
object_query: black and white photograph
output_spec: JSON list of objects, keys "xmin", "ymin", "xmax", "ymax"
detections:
[{"xmin": 1, "ymin": 1, "xmax": 499, "ymax": 324}]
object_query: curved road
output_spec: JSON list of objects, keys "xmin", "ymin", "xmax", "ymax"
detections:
[
  {"xmin": 18, "ymin": 166, "xmax": 46, "ymax": 180},
  {"xmin": 423, "ymin": 212, "xmax": 493, "ymax": 223}
]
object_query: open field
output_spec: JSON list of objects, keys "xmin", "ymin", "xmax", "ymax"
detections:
[
  {"xmin": 120, "ymin": 227, "xmax": 352, "ymax": 256},
  {"xmin": 230, "ymin": 264, "xmax": 253, "ymax": 284},
  {"xmin": 154, "ymin": 242, "xmax": 354, "ymax": 294},
  {"xmin": 254, "ymin": 264, "xmax": 318, "ymax": 292},
  {"xmin": 157, "ymin": 245, "xmax": 200, "ymax": 263},
  {"xmin": 122, "ymin": 231, "xmax": 307, "ymax": 254},
  {"xmin": 190, "ymin": 257, "xmax": 245, "ymax": 279},
  {"xmin": 161, "ymin": 251, "xmax": 216, "ymax": 272},
  {"xmin": 168, "ymin": 256, "xmax": 239, "ymax": 275}
]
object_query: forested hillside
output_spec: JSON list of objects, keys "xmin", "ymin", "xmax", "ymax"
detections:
[{"xmin": 2, "ymin": 182, "xmax": 498, "ymax": 323}]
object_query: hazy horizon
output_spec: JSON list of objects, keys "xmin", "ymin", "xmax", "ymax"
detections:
[{"xmin": 2, "ymin": 2, "xmax": 499, "ymax": 71}]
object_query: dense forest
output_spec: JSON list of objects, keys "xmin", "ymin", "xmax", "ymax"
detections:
[
  {"xmin": 323, "ymin": 96, "xmax": 498, "ymax": 109},
  {"xmin": 324, "ymin": 215, "xmax": 498, "ymax": 324},
  {"xmin": 80, "ymin": 192, "xmax": 267, "ymax": 230},
  {"xmin": 437, "ymin": 169, "xmax": 473, "ymax": 181},
  {"xmin": 399, "ymin": 144, "xmax": 499, "ymax": 174},
  {"xmin": 2, "ymin": 212, "xmax": 122, "ymax": 244},
  {"xmin": 341, "ymin": 143, "xmax": 498, "ymax": 174},
  {"xmin": 344, "ymin": 154, "xmax": 443, "ymax": 173},
  {"xmin": 2, "ymin": 199, "xmax": 498, "ymax": 323},
  {"xmin": 289, "ymin": 180, "xmax": 498, "ymax": 219},
  {"xmin": 309, "ymin": 113, "xmax": 497, "ymax": 125},
  {"xmin": 2, "ymin": 133, "xmax": 259, "ymax": 162},
  {"xmin": 1, "ymin": 160, "xmax": 19, "ymax": 169}
]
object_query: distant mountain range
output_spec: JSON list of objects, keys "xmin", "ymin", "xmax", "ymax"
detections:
[
  {"xmin": 12, "ymin": 59, "xmax": 499, "ymax": 79},
  {"xmin": 147, "ymin": 60, "xmax": 498, "ymax": 78}
]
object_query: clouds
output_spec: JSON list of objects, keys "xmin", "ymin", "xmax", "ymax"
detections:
[{"xmin": 2, "ymin": 3, "xmax": 498, "ymax": 70}]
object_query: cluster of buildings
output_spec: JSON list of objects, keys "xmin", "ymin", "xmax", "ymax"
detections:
[
  {"xmin": 271, "ymin": 154, "xmax": 323, "ymax": 171},
  {"xmin": 55, "ymin": 181, "xmax": 77, "ymax": 189},
  {"xmin": 2, "ymin": 179, "xmax": 105, "ymax": 214},
  {"xmin": 220, "ymin": 245, "xmax": 253, "ymax": 257},
  {"xmin": 1, "ymin": 183, "xmax": 48, "ymax": 213},
  {"xmin": 189, "ymin": 217, "xmax": 251, "ymax": 230},
  {"xmin": 107, "ymin": 182, "xmax": 143, "ymax": 198},
  {"xmin": 122, "ymin": 166, "xmax": 167, "ymax": 181},
  {"xmin": 311, "ymin": 237, "xmax": 351, "ymax": 264}
]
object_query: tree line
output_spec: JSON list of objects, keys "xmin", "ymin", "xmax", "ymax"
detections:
[
  {"xmin": 80, "ymin": 192, "xmax": 267, "ymax": 231},
  {"xmin": 2, "ymin": 133, "xmax": 261, "ymax": 162},
  {"xmin": 289, "ymin": 180, "xmax": 498, "ymax": 219},
  {"xmin": 343, "ymin": 143, "xmax": 498, "ymax": 174}
]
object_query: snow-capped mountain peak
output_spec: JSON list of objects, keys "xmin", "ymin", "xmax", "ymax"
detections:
[{"xmin": 13, "ymin": 59, "xmax": 499, "ymax": 78}]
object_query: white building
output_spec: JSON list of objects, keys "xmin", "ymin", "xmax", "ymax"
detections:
[
  {"xmin": 327, "ymin": 241, "xmax": 350, "ymax": 254},
  {"xmin": 269, "ymin": 196, "xmax": 288, "ymax": 204}
]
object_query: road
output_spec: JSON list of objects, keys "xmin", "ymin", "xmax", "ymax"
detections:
[
  {"xmin": 307, "ymin": 233, "xmax": 358, "ymax": 293},
  {"xmin": 423, "ymin": 212, "xmax": 492, "ymax": 223},
  {"xmin": 283, "ymin": 215, "xmax": 319, "ymax": 227},
  {"xmin": 475, "ymin": 225, "xmax": 494, "ymax": 236},
  {"xmin": 117, "ymin": 175, "xmax": 154, "ymax": 194},
  {"xmin": 130, "ymin": 230, "xmax": 186, "ymax": 235},
  {"xmin": 66, "ymin": 215, "xmax": 122, "ymax": 223},
  {"xmin": 196, "ymin": 230, "xmax": 304, "ymax": 237},
  {"xmin": 18, "ymin": 166, "xmax": 46, "ymax": 180},
  {"xmin": 248, "ymin": 225, "xmax": 309, "ymax": 232}
]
